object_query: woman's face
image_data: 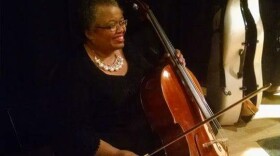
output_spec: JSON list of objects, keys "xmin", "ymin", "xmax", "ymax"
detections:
[{"xmin": 85, "ymin": 5, "xmax": 126, "ymax": 52}]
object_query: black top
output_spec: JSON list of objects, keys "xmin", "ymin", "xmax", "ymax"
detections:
[{"xmin": 48, "ymin": 41, "xmax": 161, "ymax": 156}]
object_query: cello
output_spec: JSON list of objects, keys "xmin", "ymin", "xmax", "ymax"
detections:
[{"xmin": 125, "ymin": 0, "xmax": 229, "ymax": 155}]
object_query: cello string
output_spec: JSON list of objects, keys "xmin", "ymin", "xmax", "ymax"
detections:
[
  {"xmin": 179, "ymin": 65, "xmax": 223, "ymax": 132},
  {"xmin": 179, "ymin": 64, "xmax": 230, "ymax": 140},
  {"xmin": 182, "ymin": 67, "xmax": 228, "ymax": 140}
]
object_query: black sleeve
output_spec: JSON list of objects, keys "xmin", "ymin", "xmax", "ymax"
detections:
[{"xmin": 47, "ymin": 61, "xmax": 100, "ymax": 156}]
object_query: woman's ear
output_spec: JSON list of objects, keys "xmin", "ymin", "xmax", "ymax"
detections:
[{"xmin": 85, "ymin": 30, "xmax": 95, "ymax": 40}]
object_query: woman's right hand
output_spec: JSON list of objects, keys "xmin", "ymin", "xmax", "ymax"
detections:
[
  {"xmin": 115, "ymin": 149, "xmax": 138, "ymax": 156},
  {"xmin": 95, "ymin": 140, "xmax": 138, "ymax": 156}
]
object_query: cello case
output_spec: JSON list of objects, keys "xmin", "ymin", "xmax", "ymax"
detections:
[{"xmin": 206, "ymin": 0, "xmax": 264, "ymax": 125}]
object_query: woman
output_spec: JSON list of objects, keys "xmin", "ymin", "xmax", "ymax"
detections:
[{"xmin": 49, "ymin": 0, "xmax": 185, "ymax": 155}]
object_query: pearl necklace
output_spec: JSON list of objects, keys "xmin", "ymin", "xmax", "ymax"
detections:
[{"xmin": 94, "ymin": 54, "xmax": 124, "ymax": 72}]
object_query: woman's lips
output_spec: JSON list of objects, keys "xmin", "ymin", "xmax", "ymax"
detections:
[{"xmin": 114, "ymin": 35, "xmax": 124, "ymax": 42}]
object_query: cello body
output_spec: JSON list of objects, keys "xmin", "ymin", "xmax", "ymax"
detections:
[
  {"xmin": 141, "ymin": 65, "xmax": 228, "ymax": 156},
  {"xmin": 206, "ymin": 0, "xmax": 264, "ymax": 125}
]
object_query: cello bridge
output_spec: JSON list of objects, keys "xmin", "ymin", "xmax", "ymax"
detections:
[{"xmin": 202, "ymin": 138, "xmax": 228, "ymax": 148}]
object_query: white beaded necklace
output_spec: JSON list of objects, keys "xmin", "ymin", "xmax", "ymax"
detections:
[{"xmin": 94, "ymin": 54, "xmax": 124, "ymax": 72}]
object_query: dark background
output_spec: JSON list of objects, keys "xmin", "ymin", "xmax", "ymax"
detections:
[{"xmin": 1, "ymin": 0, "xmax": 279, "ymax": 155}]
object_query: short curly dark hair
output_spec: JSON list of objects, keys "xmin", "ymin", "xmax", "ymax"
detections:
[{"xmin": 79, "ymin": 0, "xmax": 120, "ymax": 31}]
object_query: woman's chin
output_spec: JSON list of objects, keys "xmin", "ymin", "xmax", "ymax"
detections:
[{"xmin": 113, "ymin": 43, "xmax": 125, "ymax": 49}]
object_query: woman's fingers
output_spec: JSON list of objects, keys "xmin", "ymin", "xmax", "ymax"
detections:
[{"xmin": 176, "ymin": 49, "xmax": 186, "ymax": 66}]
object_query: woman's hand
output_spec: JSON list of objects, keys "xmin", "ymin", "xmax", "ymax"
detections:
[
  {"xmin": 175, "ymin": 49, "xmax": 186, "ymax": 66},
  {"xmin": 115, "ymin": 150, "xmax": 138, "ymax": 156},
  {"xmin": 95, "ymin": 140, "xmax": 138, "ymax": 156}
]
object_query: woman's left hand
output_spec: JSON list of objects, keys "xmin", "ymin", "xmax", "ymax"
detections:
[{"xmin": 175, "ymin": 49, "xmax": 186, "ymax": 66}]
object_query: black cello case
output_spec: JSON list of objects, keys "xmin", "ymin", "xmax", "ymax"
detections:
[{"xmin": 206, "ymin": 0, "xmax": 264, "ymax": 125}]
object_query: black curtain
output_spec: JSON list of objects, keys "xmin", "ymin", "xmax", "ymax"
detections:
[
  {"xmin": 260, "ymin": 0, "xmax": 280, "ymax": 86},
  {"xmin": 2, "ymin": 0, "xmax": 73, "ymax": 154}
]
